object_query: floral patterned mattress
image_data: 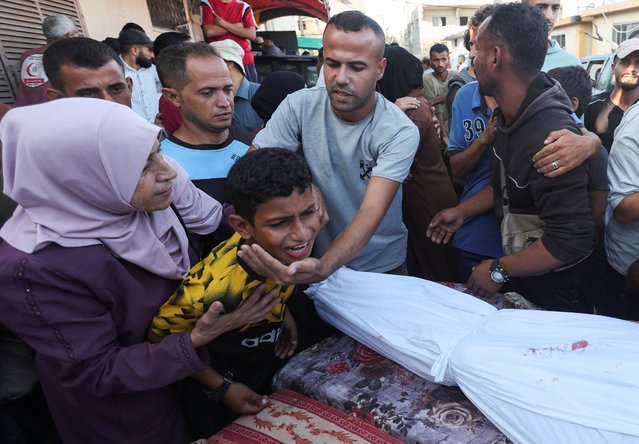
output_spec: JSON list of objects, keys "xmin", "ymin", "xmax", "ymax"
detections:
[{"xmin": 272, "ymin": 285, "xmax": 530, "ymax": 443}]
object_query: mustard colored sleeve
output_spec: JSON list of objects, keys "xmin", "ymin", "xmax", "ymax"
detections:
[
  {"xmin": 149, "ymin": 233, "xmax": 243, "ymax": 338},
  {"xmin": 149, "ymin": 259, "xmax": 210, "ymax": 338},
  {"xmin": 149, "ymin": 232, "xmax": 298, "ymax": 337}
]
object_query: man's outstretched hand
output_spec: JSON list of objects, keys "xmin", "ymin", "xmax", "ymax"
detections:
[
  {"xmin": 237, "ymin": 244, "xmax": 328, "ymax": 285},
  {"xmin": 427, "ymin": 207, "xmax": 465, "ymax": 244}
]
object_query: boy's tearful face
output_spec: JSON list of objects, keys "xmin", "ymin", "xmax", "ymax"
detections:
[{"xmin": 246, "ymin": 187, "xmax": 320, "ymax": 265}]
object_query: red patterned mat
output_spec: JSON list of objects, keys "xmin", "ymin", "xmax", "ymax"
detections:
[{"xmin": 208, "ymin": 389, "xmax": 403, "ymax": 443}]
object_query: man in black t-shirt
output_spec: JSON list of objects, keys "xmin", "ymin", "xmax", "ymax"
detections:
[{"xmin": 584, "ymin": 38, "xmax": 639, "ymax": 151}]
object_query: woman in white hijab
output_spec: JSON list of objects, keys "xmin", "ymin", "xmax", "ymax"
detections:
[{"xmin": 0, "ymin": 98, "xmax": 276, "ymax": 443}]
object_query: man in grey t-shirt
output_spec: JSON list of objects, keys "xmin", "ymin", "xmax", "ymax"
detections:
[
  {"xmin": 604, "ymin": 101, "xmax": 639, "ymax": 320},
  {"xmin": 240, "ymin": 11, "xmax": 419, "ymax": 284}
]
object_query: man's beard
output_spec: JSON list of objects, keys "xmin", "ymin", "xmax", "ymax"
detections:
[
  {"xmin": 136, "ymin": 53, "xmax": 153, "ymax": 69},
  {"xmin": 477, "ymin": 76, "xmax": 495, "ymax": 97},
  {"xmin": 475, "ymin": 64, "xmax": 494, "ymax": 97},
  {"xmin": 619, "ymin": 80, "xmax": 639, "ymax": 91}
]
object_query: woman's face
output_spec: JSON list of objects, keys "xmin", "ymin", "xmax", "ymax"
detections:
[{"xmin": 130, "ymin": 141, "xmax": 177, "ymax": 212}]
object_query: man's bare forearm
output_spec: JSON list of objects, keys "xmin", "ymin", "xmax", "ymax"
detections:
[
  {"xmin": 613, "ymin": 193, "xmax": 639, "ymax": 224},
  {"xmin": 318, "ymin": 177, "xmax": 400, "ymax": 276},
  {"xmin": 450, "ymin": 137, "xmax": 491, "ymax": 177},
  {"xmin": 499, "ymin": 240, "xmax": 564, "ymax": 277},
  {"xmin": 458, "ymin": 184, "xmax": 494, "ymax": 221},
  {"xmin": 203, "ymin": 24, "xmax": 228, "ymax": 38},
  {"xmin": 219, "ymin": 22, "xmax": 256, "ymax": 40}
]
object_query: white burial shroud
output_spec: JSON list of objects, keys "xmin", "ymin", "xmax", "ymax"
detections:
[{"xmin": 306, "ymin": 267, "xmax": 639, "ymax": 444}]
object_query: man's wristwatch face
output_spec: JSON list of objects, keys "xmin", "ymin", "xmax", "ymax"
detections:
[
  {"xmin": 490, "ymin": 269, "xmax": 506, "ymax": 284},
  {"xmin": 489, "ymin": 259, "xmax": 508, "ymax": 284}
]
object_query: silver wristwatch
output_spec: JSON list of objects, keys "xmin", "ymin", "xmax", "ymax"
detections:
[{"xmin": 489, "ymin": 258, "xmax": 509, "ymax": 284}]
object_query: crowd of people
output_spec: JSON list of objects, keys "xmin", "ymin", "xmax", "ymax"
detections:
[
  {"xmin": 0, "ymin": 0, "xmax": 638, "ymax": 442},
  {"xmin": 426, "ymin": 0, "xmax": 639, "ymax": 319}
]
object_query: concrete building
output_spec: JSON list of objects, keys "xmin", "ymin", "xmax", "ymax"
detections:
[
  {"xmin": 77, "ymin": 0, "xmax": 196, "ymax": 41},
  {"xmin": 552, "ymin": 0, "xmax": 639, "ymax": 57},
  {"xmin": 365, "ymin": 1, "xmax": 501, "ymax": 61},
  {"xmin": 418, "ymin": 2, "xmax": 488, "ymax": 57}
]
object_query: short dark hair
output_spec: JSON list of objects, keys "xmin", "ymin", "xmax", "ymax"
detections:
[
  {"xmin": 547, "ymin": 65, "xmax": 592, "ymax": 117},
  {"xmin": 153, "ymin": 32, "xmax": 190, "ymax": 57},
  {"xmin": 263, "ymin": 34, "xmax": 273, "ymax": 41},
  {"xmin": 102, "ymin": 37, "xmax": 121, "ymax": 53},
  {"xmin": 325, "ymin": 11, "xmax": 385, "ymax": 59},
  {"xmin": 43, "ymin": 37, "xmax": 124, "ymax": 91},
  {"xmin": 251, "ymin": 71, "xmax": 306, "ymax": 122},
  {"xmin": 429, "ymin": 43, "xmax": 449, "ymax": 56},
  {"xmin": 421, "ymin": 56, "xmax": 430, "ymax": 67},
  {"xmin": 464, "ymin": 4, "xmax": 496, "ymax": 50},
  {"xmin": 378, "ymin": 45, "xmax": 423, "ymax": 102},
  {"xmin": 482, "ymin": 3, "xmax": 547, "ymax": 79},
  {"xmin": 227, "ymin": 149, "xmax": 313, "ymax": 224},
  {"xmin": 156, "ymin": 42, "xmax": 221, "ymax": 90},
  {"xmin": 471, "ymin": 4, "xmax": 497, "ymax": 28}
]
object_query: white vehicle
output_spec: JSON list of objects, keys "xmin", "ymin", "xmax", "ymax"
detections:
[{"xmin": 581, "ymin": 53, "xmax": 614, "ymax": 95}]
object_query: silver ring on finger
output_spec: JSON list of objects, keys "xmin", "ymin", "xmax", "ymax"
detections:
[{"xmin": 551, "ymin": 161, "xmax": 559, "ymax": 170}]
